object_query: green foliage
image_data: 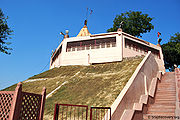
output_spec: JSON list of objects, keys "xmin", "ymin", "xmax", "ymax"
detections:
[
  {"xmin": 107, "ymin": 11, "xmax": 154, "ymax": 37},
  {"xmin": 162, "ymin": 32, "xmax": 180, "ymax": 71},
  {"xmin": 0, "ymin": 8, "xmax": 13, "ymax": 55}
]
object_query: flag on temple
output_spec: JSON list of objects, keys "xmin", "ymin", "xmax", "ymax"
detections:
[
  {"xmin": 158, "ymin": 32, "xmax": 161, "ymax": 37},
  {"xmin": 90, "ymin": 9, "xmax": 93, "ymax": 14}
]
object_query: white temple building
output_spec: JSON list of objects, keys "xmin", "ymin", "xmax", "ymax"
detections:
[{"xmin": 50, "ymin": 23, "xmax": 163, "ymax": 69}]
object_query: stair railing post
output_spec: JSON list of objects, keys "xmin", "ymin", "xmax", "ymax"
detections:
[
  {"xmin": 54, "ymin": 104, "xmax": 59, "ymax": 120},
  {"xmin": 90, "ymin": 107, "xmax": 92, "ymax": 120},
  {"xmin": 110, "ymin": 108, "xmax": 111, "ymax": 120},
  {"xmin": 86, "ymin": 106, "xmax": 88, "ymax": 120},
  {"xmin": 39, "ymin": 87, "xmax": 46, "ymax": 120},
  {"xmin": 9, "ymin": 82, "xmax": 22, "ymax": 120}
]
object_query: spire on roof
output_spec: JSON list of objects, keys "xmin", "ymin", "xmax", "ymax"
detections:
[{"xmin": 77, "ymin": 20, "xmax": 91, "ymax": 37}]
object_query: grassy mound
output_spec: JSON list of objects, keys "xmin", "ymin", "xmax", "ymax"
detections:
[{"xmin": 3, "ymin": 57, "xmax": 143, "ymax": 120}]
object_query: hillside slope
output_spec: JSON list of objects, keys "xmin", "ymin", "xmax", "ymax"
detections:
[{"xmin": 3, "ymin": 57, "xmax": 143, "ymax": 119}]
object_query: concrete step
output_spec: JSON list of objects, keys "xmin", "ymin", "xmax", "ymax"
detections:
[
  {"xmin": 155, "ymin": 97, "xmax": 176, "ymax": 102},
  {"xmin": 156, "ymin": 90, "xmax": 176, "ymax": 92},
  {"xmin": 158, "ymin": 85, "xmax": 175, "ymax": 86},
  {"xmin": 155, "ymin": 96, "xmax": 176, "ymax": 99},
  {"xmin": 160, "ymin": 81, "xmax": 175, "ymax": 83},
  {"xmin": 158, "ymin": 87, "xmax": 175, "ymax": 88},
  {"xmin": 155, "ymin": 97, "xmax": 175, "ymax": 99},
  {"xmin": 157, "ymin": 87, "xmax": 175, "ymax": 90},
  {"xmin": 155, "ymin": 99, "xmax": 176, "ymax": 103},
  {"xmin": 150, "ymin": 102, "xmax": 176, "ymax": 106},
  {"xmin": 148, "ymin": 105, "xmax": 176, "ymax": 109},
  {"xmin": 156, "ymin": 93, "xmax": 176, "ymax": 95},
  {"xmin": 157, "ymin": 87, "xmax": 175, "ymax": 89},
  {"xmin": 158, "ymin": 83, "xmax": 175, "ymax": 84},
  {"xmin": 155, "ymin": 94, "xmax": 175, "ymax": 96},
  {"xmin": 159, "ymin": 80, "xmax": 175, "ymax": 82},
  {"xmin": 155, "ymin": 94, "xmax": 175, "ymax": 97},
  {"xmin": 158, "ymin": 86, "xmax": 175, "ymax": 87},
  {"xmin": 158, "ymin": 82, "xmax": 175, "ymax": 83},
  {"xmin": 156, "ymin": 91, "xmax": 176, "ymax": 94},
  {"xmin": 155, "ymin": 93, "xmax": 175, "ymax": 96},
  {"xmin": 156, "ymin": 91, "xmax": 176, "ymax": 93},
  {"xmin": 156, "ymin": 89, "xmax": 176, "ymax": 91},
  {"xmin": 155, "ymin": 93, "xmax": 176, "ymax": 96},
  {"xmin": 156, "ymin": 94, "xmax": 176, "ymax": 97},
  {"xmin": 158, "ymin": 85, "xmax": 175, "ymax": 87},
  {"xmin": 154, "ymin": 101, "xmax": 175, "ymax": 104},
  {"xmin": 157, "ymin": 86, "xmax": 175, "ymax": 88},
  {"xmin": 156, "ymin": 93, "xmax": 175, "ymax": 95},
  {"xmin": 148, "ymin": 108, "xmax": 175, "ymax": 112},
  {"xmin": 147, "ymin": 110, "xmax": 175, "ymax": 115}
]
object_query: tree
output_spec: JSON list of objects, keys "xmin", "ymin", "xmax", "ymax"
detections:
[
  {"xmin": 161, "ymin": 32, "xmax": 180, "ymax": 71},
  {"xmin": 107, "ymin": 11, "xmax": 154, "ymax": 37},
  {"xmin": 0, "ymin": 8, "xmax": 13, "ymax": 55}
]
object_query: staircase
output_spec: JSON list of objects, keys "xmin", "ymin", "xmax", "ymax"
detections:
[{"xmin": 143, "ymin": 72, "xmax": 176, "ymax": 119}]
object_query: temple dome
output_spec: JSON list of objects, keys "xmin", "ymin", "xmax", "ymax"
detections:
[{"xmin": 77, "ymin": 25, "xmax": 91, "ymax": 37}]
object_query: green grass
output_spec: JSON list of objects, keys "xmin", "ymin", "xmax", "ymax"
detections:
[{"xmin": 2, "ymin": 57, "xmax": 143, "ymax": 120}]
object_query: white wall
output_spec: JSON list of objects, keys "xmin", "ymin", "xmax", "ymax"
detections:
[
  {"xmin": 60, "ymin": 34, "xmax": 123, "ymax": 66},
  {"xmin": 60, "ymin": 47, "xmax": 122, "ymax": 66}
]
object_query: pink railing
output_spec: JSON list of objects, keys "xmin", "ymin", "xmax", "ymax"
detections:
[
  {"xmin": 0, "ymin": 91, "xmax": 15, "ymax": 119},
  {"xmin": 0, "ymin": 82, "xmax": 46, "ymax": 120}
]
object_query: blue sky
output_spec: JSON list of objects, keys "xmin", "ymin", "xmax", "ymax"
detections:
[{"xmin": 0, "ymin": 0, "xmax": 180, "ymax": 90}]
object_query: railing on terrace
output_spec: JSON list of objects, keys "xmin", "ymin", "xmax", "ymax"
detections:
[
  {"xmin": 0, "ymin": 82, "xmax": 46, "ymax": 120},
  {"xmin": 66, "ymin": 42, "xmax": 116, "ymax": 52}
]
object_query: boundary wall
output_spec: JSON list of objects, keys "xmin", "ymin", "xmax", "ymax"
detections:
[{"xmin": 175, "ymin": 68, "xmax": 180, "ymax": 116}]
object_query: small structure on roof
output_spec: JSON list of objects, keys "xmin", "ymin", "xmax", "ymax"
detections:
[{"xmin": 77, "ymin": 20, "xmax": 91, "ymax": 37}]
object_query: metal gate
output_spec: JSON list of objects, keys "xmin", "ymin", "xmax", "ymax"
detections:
[
  {"xmin": 54, "ymin": 104, "xmax": 111, "ymax": 120},
  {"xmin": 54, "ymin": 104, "xmax": 88, "ymax": 120},
  {"xmin": 90, "ymin": 107, "xmax": 111, "ymax": 120}
]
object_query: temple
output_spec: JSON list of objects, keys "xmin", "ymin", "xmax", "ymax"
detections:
[{"xmin": 50, "ymin": 23, "xmax": 164, "ymax": 69}]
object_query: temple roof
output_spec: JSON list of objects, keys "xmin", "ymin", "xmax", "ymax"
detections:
[{"xmin": 77, "ymin": 25, "xmax": 91, "ymax": 37}]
